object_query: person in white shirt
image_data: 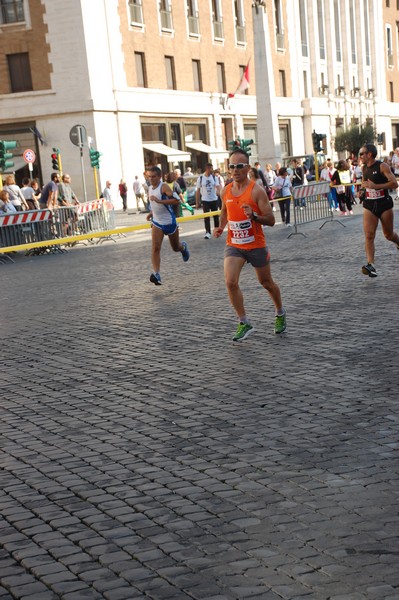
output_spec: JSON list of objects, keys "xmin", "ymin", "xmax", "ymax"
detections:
[
  {"xmin": 195, "ymin": 163, "xmax": 221, "ymax": 239},
  {"xmin": 3, "ymin": 174, "xmax": 29, "ymax": 211},
  {"xmin": 320, "ymin": 160, "xmax": 338, "ymax": 211},
  {"xmin": 133, "ymin": 175, "xmax": 147, "ymax": 210},
  {"xmin": 102, "ymin": 181, "xmax": 112, "ymax": 202},
  {"xmin": 391, "ymin": 147, "xmax": 399, "ymax": 176}
]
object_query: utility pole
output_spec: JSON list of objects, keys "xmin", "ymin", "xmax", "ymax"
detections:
[{"xmin": 252, "ymin": 1, "xmax": 281, "ymax": 166}]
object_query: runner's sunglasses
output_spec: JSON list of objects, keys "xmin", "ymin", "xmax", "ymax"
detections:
[{"xmin": 229, "ymin": 163, "xmax": 249, "ymax": 169}]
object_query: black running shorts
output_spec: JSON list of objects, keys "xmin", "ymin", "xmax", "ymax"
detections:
[{"xmin": 363, "ymin": 196, "xmax": 393, "ymax": 218}]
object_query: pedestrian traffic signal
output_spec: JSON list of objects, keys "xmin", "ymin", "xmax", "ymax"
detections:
[
  {"xmin": 312, "ymin": 131, "xmax": 326, "ymax": 153},
  {"xmin": 89, "ymin": 147, "xmax": 101, "ymax": 169},
  {"xmin": 0, "ymin": 140, "xmax": 17, "ymax": 171}
]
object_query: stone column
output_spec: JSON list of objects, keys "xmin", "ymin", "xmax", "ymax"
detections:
[{"xmin": 252, "ymin": 2, "xmax": 281, "ymax": 165}]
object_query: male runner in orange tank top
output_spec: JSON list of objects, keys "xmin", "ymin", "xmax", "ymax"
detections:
[{"xmin": 213, "ymin": 150, "xmax": 286, "ymax": 341}]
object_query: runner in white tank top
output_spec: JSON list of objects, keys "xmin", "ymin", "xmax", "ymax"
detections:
[{"xmin": 146, "ymin": 166, "xmax": 190, "ymax": 285}]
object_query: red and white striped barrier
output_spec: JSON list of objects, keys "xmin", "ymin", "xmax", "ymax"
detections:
[
  {"xmin": 77, "ymin": 199, "xmax": 104, "ymax": 214},
  {"xmin": 0, "ymin": 209, "xmax": 52, "ymax": 227},
  {"xmin": 293, "ymin": 182, "xmax": 330, "ymax": 199}
]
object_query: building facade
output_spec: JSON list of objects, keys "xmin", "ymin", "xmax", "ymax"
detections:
[{"xmin": 0, "ymin": 0, "xmax": 399, "ymax": 205}]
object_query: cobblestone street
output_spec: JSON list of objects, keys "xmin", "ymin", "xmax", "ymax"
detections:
[{"xmin": 1, "ymin": 209, "xmax": 399, "ymax": 600}]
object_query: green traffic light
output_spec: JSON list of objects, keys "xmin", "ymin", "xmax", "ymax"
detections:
[
  {"xmin": 89, "ymin": 147, "xmax": 101, "ymax": 168},
  {"xmin": 0, "ymin": 139, "xmax": 17, "ymax": 170}
]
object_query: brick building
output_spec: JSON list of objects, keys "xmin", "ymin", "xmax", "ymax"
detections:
[{"xmin": 1, "ymin": 0, "xmax": 399, "ymax": 205}]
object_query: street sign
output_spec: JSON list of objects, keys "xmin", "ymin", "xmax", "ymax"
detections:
[
  {"xmin": 23, "ymin": 148, "xmax": 36, "ymax": 163},
  {"xmin": 69, "ymin": 124, "xmax": 87, "ymax": 147}
]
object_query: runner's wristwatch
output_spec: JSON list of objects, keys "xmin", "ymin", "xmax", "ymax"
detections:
[{"xmin": 252, "ymin": 212, "xmax": 259, "ymax": 222}]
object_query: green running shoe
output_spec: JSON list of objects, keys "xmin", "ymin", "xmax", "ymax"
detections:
[
  {"xmin": 233, "ymin": 322, "xmax": 254, "ymax": 342},
  {"xmin": 274, "ymin": 311, "xmax": 287, "ymax": 334}
]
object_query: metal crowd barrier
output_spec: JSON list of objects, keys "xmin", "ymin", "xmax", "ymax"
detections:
[
  {"xmin": 0, "ymin": 209, "xmax": 57, "ymax": 260},
  {"xmin": 285, "ymin": 181, "xmax": 346, "ymax": 237},
  {"xmin": 0, "ymin": 199, "xmax": 115, "ymax": 259}
]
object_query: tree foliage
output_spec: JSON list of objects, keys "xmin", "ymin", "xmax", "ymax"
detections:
[{"xmin": 334, "ymin": 123, "xmax": 376, "ymax": 157}]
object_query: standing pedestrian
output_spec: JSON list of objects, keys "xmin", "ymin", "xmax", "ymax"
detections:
[
  {"xmin": 213, "ymin": 150, "xmax": 286, "ymax": 341},
  {"xmin": 119, "ymin": 179, "xmax": 128, "ymax": 212},
  {"xmin": 195, "ymin": 163, "xmax": 220, "ymax": 239},
  {"xmin": 273, "ymin": 167, "xmax": 292, "ymax": 226},
  {"xmin": 331, "ymin": 160, "xmax": 354, "ymax": 215},
  {"xmin": 133, "ymin": 176, "xmax": 147, "ymax": 210},
  {"xmin": 20, "ymin": 177, "xmax": 37, "ymax": 210},
  {"xmin": 102, "ymin": 180, "xmax": 112, "ymax": 202},
  {"xmin": 40, "ymin": 173, "xmax": 60, "ymax": 209},
  {"xmin": 3, "ymin": 175, "xmax": 29, "ymax": 211},
  {"xmin": 58, "ymin": 173, "xmax": 80, "ymax": 235},
  {"xmin": 359, "ymin": 143, "xmax": 399, "ymax": 277},
  {"xmin": 146, "ymin": 166, "xmax": 190, "ymax": 286}
]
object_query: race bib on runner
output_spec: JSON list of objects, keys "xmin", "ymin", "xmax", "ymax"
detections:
[
  {"xmin": 229, "ymin": 219, "xmax": 255, "ymax": 245},
  {"xmin": 365, "ymin": 188, "xmax": 385, "ymax": 200}
]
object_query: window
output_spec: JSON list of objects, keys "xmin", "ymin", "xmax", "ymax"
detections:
[
  {"xmin": 192, "ymin": 59, "xmax": 202, "ymax": 91},
  {"xmin": 387, "ymin": 26, "xmax": 394, "ymax": 66},
  {"xmin": 0, "ymin": 0, "xmax": 24, "ymax": 24},
  {"xmin": 299, "ymin": 0, "xmax": 308, "ymax": 57},
  {"xmin": 317, "ymin": 0, "xmax": 325, "ymax": 60},
  {"xmin": 279, "ymin": 70, "xmax": 287, "ymax": 97},
  {"xmin": 390, "ymin": 81, "xmax": 394, "ymax": 102},
  {"xmin": 160, "ymin": 0, "xmax": 173, "ymax": 31},
  {"xmin": 279, "ymin": 122, "xmax": 291, "ymax": 157},
  {"xmin": 212, "ymin": 0, "xmax": 224, "ymax": 39},
  {"xmin": 7, "ymin": 53, "xmax": 32, "ymax": 92},
  {"xmin": 187, "ymin": 0, "xmax": 200, "ymax": 35},
  {"xmin": 128, "ymin": 0, "xmax": 143, "ymax": 25},
  {"xmin": 364, "ymin": 0, "xmax": 370, "ymax": 66},
  {"xmin": 135, "ymin": 52, "xmax": 147, "ymax": 87},
  {"xmin": 234, "ymin": 0, "xmax": 246, "ymax": 44},
  {"xmin": 274, "ymin": 0, "xmax": 284, "ymax": 49},
  {"xmin": 165, "ymin": 56, "xmax": 176, "ymax": 90},
  {"xmin": 334, "ymin": 0, "xmax": 342, "ymax": 61},
  {"xmin": 217, "ymin": 62, "xmax": 226, "ymax": 93},
  {"xmin": 349, "ymin": 0, "xmax": 356, "ymax": 63}
]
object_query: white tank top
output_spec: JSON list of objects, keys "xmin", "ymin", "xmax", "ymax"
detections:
[{"xmin": 149, "ymin": 182, "xmax": 175, "ymax": 226}]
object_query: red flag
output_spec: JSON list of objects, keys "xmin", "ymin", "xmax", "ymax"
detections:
[{"xmin": 229, "ymin": 63, "xmax": 250, "ymax": 99}]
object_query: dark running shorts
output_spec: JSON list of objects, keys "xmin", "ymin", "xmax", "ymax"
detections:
[
  {"xmin": 225, "ymin": 245, "xmax": 270, "ymax": 268},
  {"xmin": 363, "ymin": 196, "xmax": 393, "ymax": 218}
]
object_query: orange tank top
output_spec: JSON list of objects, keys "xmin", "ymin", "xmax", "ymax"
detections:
[{"xmin": 225, "ymin": 181, "xmax": 266, "ymax": 249}]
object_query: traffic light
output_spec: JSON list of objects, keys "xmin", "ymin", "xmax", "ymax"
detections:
[
  {"xmin": 312, "ymin": 131, "xmax": 326, "ymax": 152},
  {"xmin": 0, "ymin": 140, "xmax": 17, "ymax": 171},
  {"xmin": 89, "ymin": 147, "xmax": 101, "ymax": 169},
  {"xmin": 240, "ymin": 138, "xmax": 254, "ymax": 155},
  {"xmin": 51, "ymin": 148, "xmax": 60, "ymax": 171},
  {"xmin": 228, "ymin": 137, "xmax": 253, "ymax": 154},
  {"xmin": 228, "ymin": 138, "xmax": 241, "ymax": 151}
]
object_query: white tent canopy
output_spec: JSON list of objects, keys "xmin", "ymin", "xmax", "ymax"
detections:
[
  {"xmin": 142, "ymin": 142, "xmax": 191, "ymax": 162},
  {"xmin": 185, "ymin": 140, "xmax": 229, "ymax": 159}
]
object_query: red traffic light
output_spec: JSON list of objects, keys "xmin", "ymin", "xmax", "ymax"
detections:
[{"xmin": 51, "ymin": 153, "xmax": 58, "ymax": 159}]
